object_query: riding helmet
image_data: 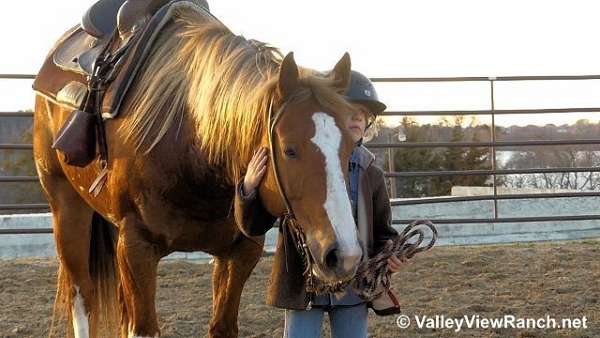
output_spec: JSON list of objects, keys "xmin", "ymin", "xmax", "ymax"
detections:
[{"xmin": 345, "ymin": 70, "xmax": 387, "ymax": 117}]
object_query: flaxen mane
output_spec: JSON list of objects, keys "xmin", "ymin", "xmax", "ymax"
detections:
[{"xmin": 122, "ymin": 6, "xmax": 355, "ymax": 183}]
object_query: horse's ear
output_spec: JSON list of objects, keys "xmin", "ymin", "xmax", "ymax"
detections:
[
  {"xmin": 331, "ymin": 52, "xmax": 352, "ymax": 92},
  {"xmin": 278, "ymin": 52, "xmax": 299, "ymax": 99}
]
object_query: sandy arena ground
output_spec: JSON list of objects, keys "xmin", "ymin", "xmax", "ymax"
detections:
[{"xmin": 1, "ymin": 240, "xmax": 599, "ymax": 337}]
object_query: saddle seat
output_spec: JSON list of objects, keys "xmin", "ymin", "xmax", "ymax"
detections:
[
  {"xmin": 58, "ymin": 0, "xmax": 175, "ymax": 76},
  {"xmin": 83, "ymin": 0, "xmax": 180, "ymax": 41},
  {"xmin": 81, "ymin": 0, "xmax": 126, "ymax": 38}
]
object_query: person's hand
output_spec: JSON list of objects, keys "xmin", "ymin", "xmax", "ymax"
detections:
[
  {"xmin": 388, "ymin": 255, "xmax": 409, "ymax": 274},
  {"xmin": 243, "ymin": 147, "xmax": 268, "ymax": 195}
]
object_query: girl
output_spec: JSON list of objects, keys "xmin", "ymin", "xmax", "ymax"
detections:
[{"xmin": 234, "ymin": 71, "xmax": 405, "ymax": 338}]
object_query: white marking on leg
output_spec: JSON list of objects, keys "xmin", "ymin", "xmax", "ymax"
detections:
[
  {"xmin": 310, "ymin": 112, "xmax": 361, "ymax": 255},
  {"xmin": 129, "ymin": 333, "xmax": 159, "ymax": 338},
  {"xmin": 72, "ymin": 285, "xmax": 89, "ymax": 338},
  {"xmin": 128, "ymin": 323, "xmax": 159, "ymax": 338}
]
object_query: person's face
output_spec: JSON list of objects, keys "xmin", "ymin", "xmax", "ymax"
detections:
[{"xmin": 346, "ymin": 103, "xmax": 373, "ymax": 143}]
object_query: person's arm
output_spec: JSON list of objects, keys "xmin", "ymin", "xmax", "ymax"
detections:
[
  {"xmin": 233, "ymin": 148, "xmax": 277, "ymax": 237},
  {"xmin": 370, "ymin": 166, "xmax": 399, "ymax": 254},
  {"xmin": 234, "ymin": 179, "xmax": 277, "ymax": 237},
  {"xmin": 370, "ymin": 166, "xmax": 410, "ymax": 273}
]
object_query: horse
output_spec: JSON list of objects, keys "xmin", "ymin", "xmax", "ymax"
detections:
[{"xmin": 33, "ymin": 4, "xmax": 362, "ymax": 338}]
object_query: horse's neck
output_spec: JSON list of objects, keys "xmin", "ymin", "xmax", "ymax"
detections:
[
  {"xmin": 187, "ymin": 91, "xmax": 271, "ymax": 186},
  {"xmin": 179, "ymin": 114, "xmax": 236, "ymax": 186}
]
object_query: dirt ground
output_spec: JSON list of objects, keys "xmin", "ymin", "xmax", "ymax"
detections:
[{"xmin": 1, "ymin": 240, "xmax": 599, "ymax": 338}]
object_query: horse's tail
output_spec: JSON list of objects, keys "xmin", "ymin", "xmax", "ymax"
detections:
[
  {"xmin": 50, "ymin": 212, "xmax": 120, "ymax": 338},
  {"xmin": 89, "ymin": 212, "xmax": 120, "ymax": 336}
]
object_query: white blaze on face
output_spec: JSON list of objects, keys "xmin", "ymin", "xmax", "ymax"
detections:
[
  {"xmin": 310, "ymin": 112, "xmax": 361, "ymax": 254},
  {"xmin": 72, "ymin": 285, "xmax": 89, "ymax": 338}
]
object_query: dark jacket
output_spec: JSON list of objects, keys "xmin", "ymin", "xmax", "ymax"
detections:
[{"xmin": 234, "ymin": 145, "xmax": 398, "ymax": 310}]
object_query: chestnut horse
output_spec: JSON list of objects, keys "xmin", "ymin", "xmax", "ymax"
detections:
[{"xmin": 33, "ymin": 5, "xmax": 362, "ymax": 338}]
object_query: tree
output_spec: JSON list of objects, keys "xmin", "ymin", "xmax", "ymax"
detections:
[
  {"xmin": 388, "ymin": 117, "xmax": 443, "ymax": 198},
  {"xmin": 500, "ymin": 119, "xmax": 600, "ymax": 191},
  {"xmin": 388, "ymin": 116, "xmax": 491, "ymax": 198},
  {"xmin": 458, "ymin": 117, "xmax": 491, "ymax": 186}
]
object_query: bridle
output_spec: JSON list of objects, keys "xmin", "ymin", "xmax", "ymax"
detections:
[
  {"xmin": 266, "ymin": 98, "xmax": 319, "ymax": 298},
  {"xmin": 265, "ymin": 97, "xmax": 438, "ymax": 308},
  {"xmin": 267, "ymin": 96, "xmax": 360, "ymax": 308}
]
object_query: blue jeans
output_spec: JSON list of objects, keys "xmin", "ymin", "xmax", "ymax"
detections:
[{"xmin": 283, "ymin": 303, "xmax": 368, "ymax": 338}]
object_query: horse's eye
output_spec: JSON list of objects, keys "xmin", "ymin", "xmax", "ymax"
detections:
[{"xmin": 284, "ymin": 147, "xmax": 297, "ymax": 158}]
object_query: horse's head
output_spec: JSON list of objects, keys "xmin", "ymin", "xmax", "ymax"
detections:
[{"xmin": 259, "ymin": 52, "xmax": 362, "ymax": 283}]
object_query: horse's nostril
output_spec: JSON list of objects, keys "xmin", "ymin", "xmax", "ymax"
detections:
[{"xmin": 324, "ymin": 246, "xmax": 339, "ymax": 269}]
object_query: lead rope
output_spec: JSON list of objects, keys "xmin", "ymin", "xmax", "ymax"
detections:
[
  {"xmin": 351, "ymin": 219, "xmax": 437, "ymax": 300},
  {"xmin": 307, "ymin": 219, "xmax": 438, "ymax": 300}
]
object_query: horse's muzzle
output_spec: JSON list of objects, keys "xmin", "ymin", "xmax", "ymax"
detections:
[{"xmin": 317, "ymin": 243, "xmax": 362, "ymax": 281}]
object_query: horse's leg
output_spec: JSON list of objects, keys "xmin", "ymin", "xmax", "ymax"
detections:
[
  {"xmin": 34, "ymin": 98, "xmax": 101, "ymax": 338},
  {"xmin": 116, "ymin": 215, "xmax": 161, "ymax": 337},
  {"xmin": 39, "ymin": 167, "xmax": 117, "ymax": 338},
  {"xmin": 209, "ymin": 234, "xmax": 265, "ymax": 338},
  {"xmin": 43, "ymin": 176, "xmax": 103, "ymax": 337}
]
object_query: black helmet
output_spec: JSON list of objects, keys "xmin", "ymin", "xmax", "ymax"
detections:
[{"xmin": 345, "ymin": 70, "xmax": 387, "ymax": 116}]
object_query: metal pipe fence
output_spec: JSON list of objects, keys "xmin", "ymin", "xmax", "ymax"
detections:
[{"xmin": 2, "ymin": 73, "xmax": 600, "ymax": 234}]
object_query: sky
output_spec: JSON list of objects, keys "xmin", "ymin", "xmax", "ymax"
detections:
[{"xmin": 2, "ymin": 0, "xmax": 600, "ymax": 127}]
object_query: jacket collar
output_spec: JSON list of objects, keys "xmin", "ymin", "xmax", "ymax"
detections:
[{"xmin": 354, "ymin": 145, "xmax": 375, "ymax": 170}]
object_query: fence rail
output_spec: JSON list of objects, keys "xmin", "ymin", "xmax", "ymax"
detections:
[
  {"xmin": 0, "ymin": 111, "xmax": 34, "ymax": 117},
  {"xmin": 380, "ymin": 107, "xmax": 600, "ymax": 116},
  {"xmin": 3, "ymin": 73, "xmax": 600, "ymax": 234},
  {"xmin": 0, "ymin": 74, "xmax": 35, "ymax": 79}
]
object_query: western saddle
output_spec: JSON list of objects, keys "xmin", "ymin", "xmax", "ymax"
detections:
[{"xmin": 33, "ymin": 0, "xmax": 210, "ymax": 195}]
